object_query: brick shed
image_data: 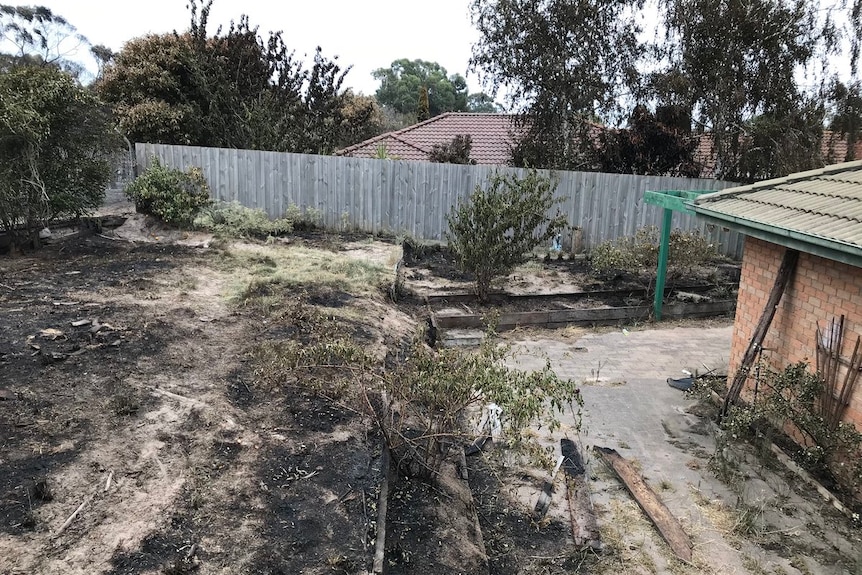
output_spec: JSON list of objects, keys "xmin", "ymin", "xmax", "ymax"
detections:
[{"xmin": 693, "ymin": 161, "xmax": 862, "ymax": 428}]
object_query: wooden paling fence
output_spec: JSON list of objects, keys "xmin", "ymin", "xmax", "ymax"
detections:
[{"xmin": 135, "ymin": 143, "xmax": 743, "ymax": 257}]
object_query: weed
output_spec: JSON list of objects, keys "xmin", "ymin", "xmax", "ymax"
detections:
[
  {"xmin": 222, "ymin": 244, "xmax": 392, "ymax": 309},
  {"xmin": 789, "ymin": 555, "xmax": 813, "ymax": 574},
  {"xmin": 254, "ymin": 337, "xmax": 370, "ymax": 399},
  {"xmin": 719, "ymin": 362, "xmax": 862, "ymax": 497},
  {"xmin": 590, "ymin": 359, "xmax": 607, "ymax": 383},
  {"xmin": 741, "ymin": 554, "xmax": 770, "ymax": 575},
  {"xmin": 109, "ymin": 389, "xmax": 140, "ymax": 416},
  {"xmin": 173, "ymin": 275, "xmax": 198, "ymax": 292},
  {"xmin": 732, "ymin": 500, "xmax": 766, "ymax": 537},
  {"xmin": 378, "ymin": 328, "xmax": 583, "ymax": 478}
]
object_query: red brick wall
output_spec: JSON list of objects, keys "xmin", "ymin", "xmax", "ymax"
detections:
[{"xmin": 729, "ymin": 237, "xmax": 862, "ymax": 428}]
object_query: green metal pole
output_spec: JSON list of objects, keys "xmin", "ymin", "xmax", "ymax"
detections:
[{"xmin": 654, "ymin": 208, "xmax": 673, "ymax": 321}]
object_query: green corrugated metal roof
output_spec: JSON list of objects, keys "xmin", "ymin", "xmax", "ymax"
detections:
[{"xmin": 693, "ymin": 161, "xmax": 862, "ymax": 266}]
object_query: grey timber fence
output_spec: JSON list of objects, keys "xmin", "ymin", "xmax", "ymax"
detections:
[{"xmin": 135, "ymin": 143, "xmax": 744, "ymax": 258}]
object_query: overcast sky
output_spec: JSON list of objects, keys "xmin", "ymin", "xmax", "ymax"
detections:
[{"xmin": 31, "ymin": 0, "xmax": 484, "ymax": 95}]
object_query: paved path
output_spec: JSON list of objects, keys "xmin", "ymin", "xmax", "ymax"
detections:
[
  {"xmin": 507, "ymin": 323, "xmax": 733, "ymax": 462},
  {"xmin": 505, "ymin": 322, "xmax": 858, "ymax": 574},
  {"xmin": 506, "ymin": 323, "xmax": 751, "ymax": 572}
]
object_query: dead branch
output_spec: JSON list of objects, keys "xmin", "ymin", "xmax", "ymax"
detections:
[
  {"xmin": 54, "ymin": 495, "xmax": 92, "ymax": 537},
  {"xmin": 150, "ymin": 387, "xmax": 208, "ymax": 408}
]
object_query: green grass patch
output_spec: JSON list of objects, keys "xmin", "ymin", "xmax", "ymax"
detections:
[{"xmin": 220, "ymin": 244, "xmax": 392, "ymax": 310}]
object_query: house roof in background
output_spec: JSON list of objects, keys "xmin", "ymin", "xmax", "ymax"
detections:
[
  {"xmin": 691, "ymin": 132, "xmax": 862, "ymax": 178},
  {"xmin": 336, "ymin": 112, "xmax": 520, "ymax": 165},
  {"xmin": 693, "ymin": 160, "xmax": 862, "ymax": 266}
]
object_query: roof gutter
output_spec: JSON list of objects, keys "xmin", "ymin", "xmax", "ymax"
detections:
[{"xmin": 693, "ymin": 204, "xmax": 862, "ymax": 269}]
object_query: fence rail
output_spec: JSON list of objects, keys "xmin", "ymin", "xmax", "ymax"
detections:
[{"xmin": 135, "ymin": 143, "xmax": 743, "ymax": 257}]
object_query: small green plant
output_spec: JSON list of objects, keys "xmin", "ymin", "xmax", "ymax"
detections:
[
  {"xmin": 446, "ymin": 169, "xmax": 567, "ymax": 301},
  {"xmin": 249, "ymin": 292, "xmax": 373, "ymax": 400},
  {"xmin": 283, "ymin": 204, "xmax": 322, "ymax": 232},
  {"xmin": 195, "ymin": 201, "xmax": 322, "ymax": 238},
  {"xmin": 372, "ymin": 144, "xmax": 399, "ymax": 160},
  {"xmin": 109, "ymin": 389, "xmax": 140, "ymax": 416},
  {"xmin": 125, "ymin": 160, "xmax": 212, "ymax": 227}
]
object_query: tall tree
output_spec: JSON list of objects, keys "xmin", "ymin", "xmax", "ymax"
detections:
[
  {"xmin": 469, "ymin": 0, "xmax": 643, "ymax": 169},
  {"xmin": 829, "ymin": 80, "xmax": 862, "ymax": 161},
  {"xmin": 0, "ymin": 65, "xmax": 118, "ymax": 245},
  {"xmin": 0, "ymin": 4, "xmax": 88, "ymax": 75},
  {"xmin": 429, "ymin": 135, "xmax": 475, "ymax": 164},
  {"xmin": 373, "ymin": 58, "xmax": 469, "ymax": 118},
  {"xmin": 593, "ymin": 105, "xmax": 700, "ymax": 177},
  {"xmin": 97, "ymin": 0, "xmax": 377, "ymax": 154},
  {"xmin": 656, "ymin": 0, "xmax": 827, "ymax": 181},
  {"xmin": 466, "ymin": 92, "xmax": 502, "ymax": 113}
]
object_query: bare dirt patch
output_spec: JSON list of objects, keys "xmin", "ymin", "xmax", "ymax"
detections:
[{"xmin": 0, "ymin": 235, "xmax": 411, "ymax": 575}]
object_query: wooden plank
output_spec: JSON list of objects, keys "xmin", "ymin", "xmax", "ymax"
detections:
[
  {"xmin": 434, "ymin": 300, "xmax": 735, "ymax": 330},
  {"xmin": 560, "ymin": 439, "xmax": 601, "ymax": 550},
  {"xmin": 497, "ymin": 311, "xmax": 552, "ymax": 326},
  {"xmin": 663, "ymin": 300, "xmax": 736, "ymax": 317},
  {"xmin": 594, "ymin": 446, "xmax": 692, "ymax": 563},
  {"xmin": 721, "ymin": 249, "xmax": 799, "ymax": 418},
  {"xmin": 548, "ymin": 307, "xmax": 649, "ymax": 323},
  {"xmin": 567, "ymin": 476, "xmax": 601, "ymax": 550}
]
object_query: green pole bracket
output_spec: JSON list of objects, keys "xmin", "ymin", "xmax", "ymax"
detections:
[
  {"xmin": 654, "ymin": 208, "xmax": 673, "ymax": 320},
  {"xmin": 643, "ymin": 189, "xmax": 717, "ymax": 321}
]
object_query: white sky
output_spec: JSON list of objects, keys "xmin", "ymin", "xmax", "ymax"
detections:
[{"xmin": 30, "ymin": 0, "xmax": 484, "ymax": 95}]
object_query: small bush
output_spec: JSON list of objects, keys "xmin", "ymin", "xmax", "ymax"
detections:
[
  {"xmin": 380, "ymin": 331, "xmax": 583, "ymax": 478},
  {"xmin": 590, "ymin": 226, "xmax": 717, "ymax": 275},
  {"xmin": 446, "ymin": 169, "xmax": 567, "ymax": 301},
  {"xmin": 720, "ymin": 362, "xmax": 862, "ymax": 496},
  {"xmin": 125, "ymin": 160, "xmax": 212, "ymax": 227},
  {"xmin": 195, "ymin": 202, "xmax": 323, "ymax": 238},
  {"xmin": 195, "ymin": 201, "xmax": 293, "ymax": 238},
  {"xmin": 283, "ymin": 204, "xmax": 322, "ymax": 232}
]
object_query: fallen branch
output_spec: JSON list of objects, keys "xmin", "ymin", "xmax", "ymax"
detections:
[
  {"xmin": 372, "ymin": 446, "xmax": 392, "ymax": 574},
  {"xmin": 150, "ymin": 387, "xmax": 208, "ymax": 408},
  {"xmin": 98, "ymin": 233, "xmax": 134, "ymax": 243},
  {"xmin": 104, "ymin": 471, "xmax": 114, "ymax": 492},
  {"xmin": 55, "ymin": 495, "xmax": 92, "ymax": 537},
  {"xmin": 594, "ymin": 446, "xmax": 692, "ymax": 563}
]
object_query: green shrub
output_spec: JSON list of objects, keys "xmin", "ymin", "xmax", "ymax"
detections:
[
  {"xmin": 195, "ymin": 201, "xmax": 293, "ymax": 238},
  {"xmin": 721, "ymin": 362, "xmax": 862, "ymax": 496},
  {"xmin": 0, "ymin": 66, "xmax": 118, "ymax": 247},
  {"xmin": 125, "ymin": 160, "xmax": 212, "ymax": 226},
  {"xmin": 446, "ymin": 169, "xmax": 567, "ymax": 301},
  {"xmin": 282, "ymin": 204, "xmax": 322, "ymax": 232},
  {"xmin": 590, "ymin": 226, "xmax": 717, "ymax": 275},
  {"xmin": 382, "ymin": 330, "xmax": 582, "ymax": 478},
  {"xmin": 195, "ymin": 201, "xmax": 322, "ymax": 238}
]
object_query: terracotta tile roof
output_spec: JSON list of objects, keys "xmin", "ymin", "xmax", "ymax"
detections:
[
  {"xmin": 336, "ymin": 113, "xmax": 521, "ymax": 165},
  {"xmin": 694, "ymin": 160, "xmax": 862, "ymax": 260},
  {"xmin": 692, "ymin": 132, "xmax": 862, "ymax": 178}
]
